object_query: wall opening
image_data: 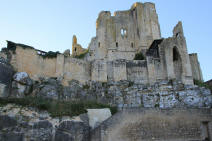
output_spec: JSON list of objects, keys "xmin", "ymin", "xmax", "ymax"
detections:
[
  {"xmin": 173, "ymin": 48, "xmax": 179, "ymax": 61},
  {"xmin": 173, "ymin": 47, "xmax": 182, "ymax": 81},
  {"xmin": 201, "ymin": 121, "xmax": 210, "ymax": 141},
  {"xmin": 121, "ymin": 28, "xmax": 127, "ymax": 37},
  {"xmin": 116, "ymin": 42, "xmax": 118, "ymax": 47},
  {"xmin": 131, "ymin": 43, "xmax": 134, "ymax": 48},
  {"xmin": 75, "ymin": 48, "xmax": 77, "ymax": 52},
  {"xmin": 98, "ymin": 42, "xmax": 100, "ymax": 48}
]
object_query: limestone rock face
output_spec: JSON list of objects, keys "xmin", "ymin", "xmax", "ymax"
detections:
[
  {"xmin": 87, "ymin": 108, "xmax": 112, "ymax": 129},
  {"xmin": 11, "ymin": 72, "xmax": 33, "ymax": 98},
  {"xmin": 55, "ymin": 121, "xmax": 90, "ymax": 141},
  {"xmin": 0, "ymin": 104, "xmax": 91, "ymax": 141},
  {"xmin": 36, "ymin": 78, "xmax": 63, "ymax": 100},
  {"xmin": 13, "ymin": 72, "xmax": 29, "ymax": 84}
]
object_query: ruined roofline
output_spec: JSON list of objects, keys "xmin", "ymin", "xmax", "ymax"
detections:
[{"xmin": 97, "ymin": 1, "xmax": 155, "ymax": 19}]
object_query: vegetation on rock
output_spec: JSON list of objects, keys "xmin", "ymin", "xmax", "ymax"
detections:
[
  {"xmin": 0, "ymin": 97, "xmax": 117, "ymax": 117},
  {"xmin": 194, "ymin": 79, "xmax": 212, "ymax": 92},
  {"xmin": 39, "ymin": 51, "xmax": 60, "ymax": 59}
]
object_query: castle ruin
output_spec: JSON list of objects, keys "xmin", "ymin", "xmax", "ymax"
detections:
[{"xmin": 0, "ymin": 2, "xmax": 203, "ymax": 86}]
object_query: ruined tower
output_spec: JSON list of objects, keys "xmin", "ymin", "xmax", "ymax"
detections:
[
  {"xmin": 72, "ymin": 35, "xmax": 87, "ymax": 57},
  {"xmin": 88, "ymin": 2, "xmax": 161, "ymax": 61}
]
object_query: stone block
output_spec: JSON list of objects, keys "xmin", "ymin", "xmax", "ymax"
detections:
[{"xmin": 87, "ymin": 108, "xmax": 112, "ymax": 129}]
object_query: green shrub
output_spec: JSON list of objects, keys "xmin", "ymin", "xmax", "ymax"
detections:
[
  {"xmin": 128, "ymin": 81, "xmax": 134, "ymax": 87},
  {"xmin": 134, "ymin": 52, "xmax": 145, "ymax": 60},
  {"xmin": 83, "ymin": 84, "xmax": 90, "ymax": 89},
  {"xmin": 0, "ymin": 97, "xmax": 117, "ymax": 117},
  {"xmin": 194, "ymin": 79, "xmax": 212, "ymax": 92}
]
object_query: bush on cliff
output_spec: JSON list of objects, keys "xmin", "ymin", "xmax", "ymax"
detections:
[
  {"xmin": 0, "ymin": 97, "xmax": 117, "ymax": 117},
  {"xmin": 194, "ymin": 79, "xmax": 212, "ymax": 92}
]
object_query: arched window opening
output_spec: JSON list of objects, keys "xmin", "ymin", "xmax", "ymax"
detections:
[
  {"xmin": 173, "ymin": 47, "xmax": 179, "ymax": 61},
  {"xmin": 75, "ymin": 48, "xmax": 77, "ymax": 52},
  {"xmin": 173, "ymin": 47, "xmax": 182, "ymax": 81},
  {"xmin": 121, "ymin": 28, "xmax": 127, "ymax": 37}
]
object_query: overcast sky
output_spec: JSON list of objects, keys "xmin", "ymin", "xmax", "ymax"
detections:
[{"xmin": 0, "ymin": 0, "xmax": 211, "ymax": 81}]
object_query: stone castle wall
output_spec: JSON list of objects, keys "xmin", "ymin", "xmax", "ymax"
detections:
[
  {"xmin": 88, "ymin": 2, "xmax": 161, "ymax": 61},
  {"xmin": 189, "ymin": 53, "xmax": 203, "ymax": 81},
  {"xmin": 5, "ymin": 46, "xmax": 90, "ymax": 84},
  {"xmin": 0, "ymin": 2, "xmax": 204, "ymax": 86},
  {"xmin": 13, "ymin": 47, "xmax": 57, "ymax": 79}
]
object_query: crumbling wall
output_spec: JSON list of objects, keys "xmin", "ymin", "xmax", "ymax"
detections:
[
  {"xmin": 14, "ymin": 47, "xmax": 57, "ymax": 79},
  {"xmin": 1, "ymin": 45, "xmax": 91, "ymax": 84},
  {"xmin": 126, "ymin": 60, "xmax": 148, "ymax": 84},
  {"xmin": 158, "ymin": 22, "xmax": 193, "ymax": 85},
  {"xmin": 72, "ymin": 35, "xmax": 87, "ymax": 57},
  {"xmin": 89, "ymin": 2, "xmax": 161, "ymax": 61},
  {"xmin": 189, "ymin": 53, "xmax": 203, "ymax": 81}
]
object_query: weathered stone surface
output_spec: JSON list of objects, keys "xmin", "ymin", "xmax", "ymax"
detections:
[
  {"xmin": 11, "ymin": 72, "xmax": 33, "ymax": 98},
  {"xmin": 36, "ymin": 78, "xmax": 62, "ymax": 100},
  {"xmin": 13, "ymin": 72, "xmax": 29, "ymax": 84},
  {"xmin": 0, "ymin": 115, "xmax": 17, "ymax": 130},
  {"xmin": 0, "ymin": 104, "xmax": 90, "ymax": 141},
  {"xmin": 0, "ymin": 133, "xmax": 24, "ymax": 141},
  {"xmin": 55, "ymin": 121, "xmax": 90, "ymax": 141},
  {"xmin": 0, "ymin": 83, "xmax": 7, "ymax": 97},
  {"xmin": 87, "ymin": 108, "xmax": 112, "ymax": 129},
  {"xmin": 91, "ymin": 109, "xmax": 212, "ymax": 141},
  {"xmin": 189, "ymin": 53, "xmax": 203, "ymax": 81}
]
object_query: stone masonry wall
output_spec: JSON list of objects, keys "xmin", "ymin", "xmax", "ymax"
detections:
[
  {"xmin": 3, "ymin": 46, "xmax": 91, "ymax": 84},
  {"xmin": 89, "ymin": 2, "xmax": 161, "ymax": 61},
  {"xmin": 126, "ymin": 60, "xmax": 148, "ymax": 84},
  {"xmin": 14, "ymin": 47, "xmax": 57, "ymax": 79},
  {"xmin": 91, "ymin": 108, "xmax": 212, "ymax": 141},
  {"xmin": 189, "ymin": 53, "xmax": 203, "ymax": 81}
]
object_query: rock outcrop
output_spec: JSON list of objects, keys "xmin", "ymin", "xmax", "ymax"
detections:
[
  {"xmin": 11, "ymin": 72, "xmax": 33, "ymax": 98},
  {"xmin": 0, "ymin": 104, "xmax": 102, "ymax": 141},
  {"xmin": 5, "ymin": 72, "xmax": 212, "ymax": 109}
]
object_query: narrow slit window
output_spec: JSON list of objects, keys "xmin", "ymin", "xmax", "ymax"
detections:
[
  {"xmin": 116, "ymin": 42, "xmax": 118, "ymax": 47},
  {"xmin": 131, "ymin": 43, "xmax": 134, "ymax": 48}
]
